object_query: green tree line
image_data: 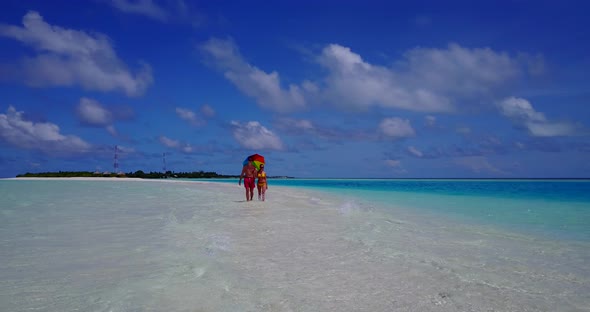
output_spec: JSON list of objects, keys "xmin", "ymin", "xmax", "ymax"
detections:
[{"xmin": 16, "ymin": 171, "xmax": 239, "ymax": 179}]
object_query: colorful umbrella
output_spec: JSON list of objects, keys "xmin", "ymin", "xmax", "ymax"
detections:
[{"xmin": 243, "ymin": 153, "xmax": 265, "ymax": 170}]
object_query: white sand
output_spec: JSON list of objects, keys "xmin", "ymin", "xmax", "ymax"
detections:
[
  {"xmin": 4, "ymin": 176, "xmax": 227, "ymax": 185},
  {"xmin": 1, "ymin": 178, "xmax": 588, "ymax": 311},
  {"xmin": 5, "ymin": 177, "xmax": 192, "ymax": 182},
  {"xmin": 6, "ymin": 177, "xmax": 146, "ymax": 181}
]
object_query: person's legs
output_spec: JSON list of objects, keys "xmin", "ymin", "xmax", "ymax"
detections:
[
  {"xmin": 257, "ymin": 185, "xmax": 262, "ymax": 200},
  {"xmin": 261, "ymin": 185, "xmax": 266, "ymax": 201},
  {"xmin": 249, "ymin": 186, "xmax": 255, "ymax": 201},
  {"xmin": 245, "ymin": 178, "xmax": 254, "ymax": 201}
]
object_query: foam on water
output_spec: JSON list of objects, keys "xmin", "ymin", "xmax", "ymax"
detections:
[{"xmin": 0, "ymin": 179, "xmax": 589, "ymax": 311}]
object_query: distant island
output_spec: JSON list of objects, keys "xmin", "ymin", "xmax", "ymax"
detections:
[{"xmin": 16, "ymin": 171, "xmax": 293, "ymax": 179}]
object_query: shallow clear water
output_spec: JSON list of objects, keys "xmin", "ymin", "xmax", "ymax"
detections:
[
  {"xmin": 197, "ymin": 178, "xmax": 590, "ymax": 241},
  {"xmin": 1, "ymin": 179, "xmax": 589, "ymax": 311},
  {"xmin": 210, "ymin": 178, "xmax": 590, "ymax": 201}
]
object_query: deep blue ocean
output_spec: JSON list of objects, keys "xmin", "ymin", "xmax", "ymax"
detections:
[{"xmin": 196, "ymin": 178, "xmax": 590, "ymax": 242}]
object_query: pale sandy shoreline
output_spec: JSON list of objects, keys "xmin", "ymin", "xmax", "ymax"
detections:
[
  {"xmin": 1, "ymin": 176, "xmax": 265, "ymax": 192},
  {"xmin": 1, "ymin": 177, "xmax": 221, "ymax": 184},
  {"xmin": 3, "ymin": 177, "xmax": 146, "ymax": 181}
]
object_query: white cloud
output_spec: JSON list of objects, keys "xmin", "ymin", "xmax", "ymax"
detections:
[
  {"xmin": 77, "ymin": 98, "xmax": 113, "ymax": 126},
  {"xmin": 0, "ymin": 106, "xmax": 91, "ymax": 154},
  {"xmin": 379, "ymin": 117, "xmax": 415, "ymax": 139},
  {"xmin": 76, "ymin": 97, "xmax": 119, "ymax": 136},
  {"xmin": 158, "ymin": 135, "xmax": 194, "ymax": 153},
  {"xmin": 280, "ymin": 118, "xmax": 315, "ymax": 131},
  {"xmin": 317, "ymin": 44, "xmax": 451, "ymax": 112},
  {"xmin": 159, "ymin": 135, "xmax": 179, "ymax": 148},
  {"xmin": 200, "ymin": 104, "xmax": 215, "ymax": 118},
  {"xmin": 407, "ymin": 146, "xmax": 423, "ymax": 157},
  {"xmin": 181, "ymin": 144, "xmax": 193, "ymax": 153},
  {"xmin": 294, "ymin": 119, "xmax": 315, "ymax": 131},
  {"xmin": 175, "ymin": 107, "xmax": 204, "ymax": 126},
  {"xmin": 116, "ymin": 145, "xmax": 135, "ymax": 153},
  {"xmin": 175, "ymin": 107, "xmax": 196, "ymax": 121},
  {"xmin": 200, "ymin": 39, "xmax": 533, "ymax": 114},
  {"xmin": 108, "ymin": 0, "xmax": 204, "ymax": 26},
  {"xmin": 0, "ymin": 11, "xmax": 153, "ymax": 96},
  {"xmin": 274, "ymin": 118, "xmax": 317, "ymax": 135},
  {"xmin": 273, "ymin": 117, "xmax": 342, "ymax": 140},
  {"xmin": 200, "ymin": 38, "xmax": 309, "ymax": 113},
  {"xmin": 110, "ymin": 0, "xmax": 169, "ymax": 21},
  {"xmin": 425, "ymin": 115, "xmax": 436, "ymax": 126},
  {"xmin": 176, "ymin": 104, "xmax": 215, "ymax": 126},
  {"xmin": 498, "ymin": 97, "xmax": 575, "ymax": 137},
  {"xmin": 498, "ymin": 97, "xmax": 546, "ymax": 122},
  {"xmin": 317, "ymin": 43, "xmax": 524, "ymax": 112},
  {"xmin": 230, "ymin": 120, "xmax": 284, "ymax": 150},
  {"xmin": 403, "ymin": 44, "xmax": 521, "ymax": 95},
  {"xmin": 176, "ymin": 105, "xmax": 215, "ymax": 126},
  {"xmin": 106, "ymin": 125, "xmax": 118, "ymax": 136},
  {"xmin": 384, "ymin": 159, "xmax": 401, "ymax": 167},
  {"xmin": 525, "ymin": 121, "xmax": 575, "ymax": 137}
]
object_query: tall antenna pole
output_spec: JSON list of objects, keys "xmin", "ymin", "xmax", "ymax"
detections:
[
  {"xmin": 162, "ymin": 152, "xmax": 167, "ymax": 174},
  {"xmin": 113, "ymin": 145, "xmax": 119, "ymax": 174}
]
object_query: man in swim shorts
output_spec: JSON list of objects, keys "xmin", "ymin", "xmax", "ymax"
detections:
[{"xmin": 239, "ymin": 157, "xmax": 257, "ymax": 201}]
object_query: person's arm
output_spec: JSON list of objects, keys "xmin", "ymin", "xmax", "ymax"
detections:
[{"xmin": 239, "ymin": 167, "xmax": 245, "ymax": 185}]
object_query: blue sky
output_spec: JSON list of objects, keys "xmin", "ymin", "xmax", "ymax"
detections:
[{"xmin": 1, "ymin": 0, "xmax": 589, "ymax": 178}]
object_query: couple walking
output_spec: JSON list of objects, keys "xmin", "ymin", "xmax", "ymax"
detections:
[{"xmin": 238, "ymin": 156, "xmax": 268, "ymax": 201}]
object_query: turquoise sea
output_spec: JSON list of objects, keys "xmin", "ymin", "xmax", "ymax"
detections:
[
  {"xmin": 1, "ymin": 178, "xmax": 589, "ymax": 311},
  {"xmin": 204, "ymin": 178, "xmax": 590, "ymax": 242}
]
